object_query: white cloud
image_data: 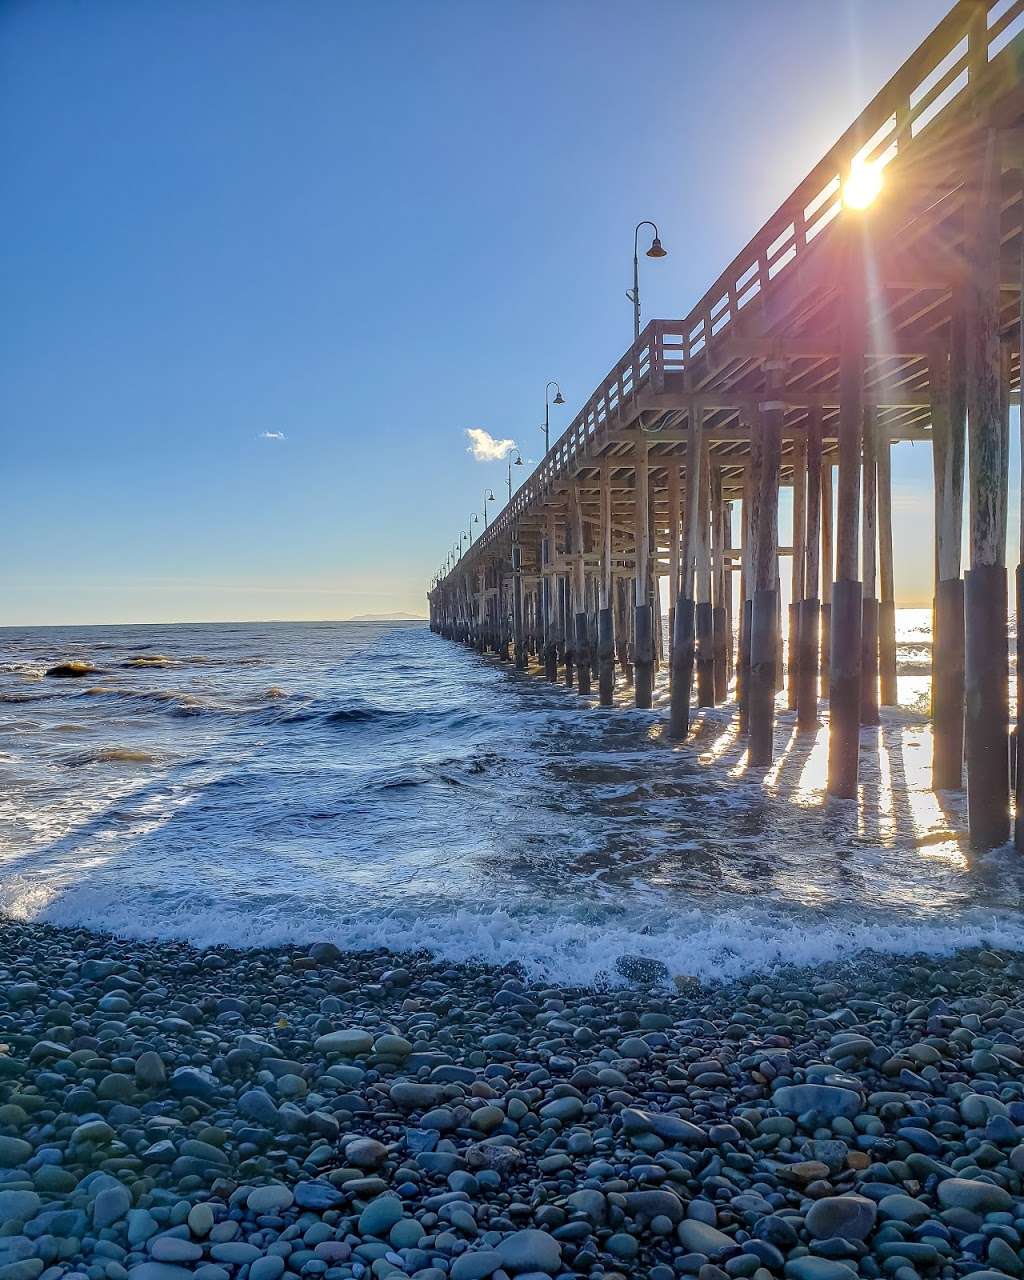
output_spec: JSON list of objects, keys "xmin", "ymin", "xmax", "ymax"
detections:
[
  {"xmin": 258, "ymin": 430, "xmax": 286, "ymax": 441},
  {"xmin": 465, "ymin": 427, "xmax": 516, "ymax": 462}
]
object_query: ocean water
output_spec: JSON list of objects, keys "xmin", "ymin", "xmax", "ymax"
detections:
[{"xmin": 2, "ymin": 614, "xmax": 1024, "ymax": 985}]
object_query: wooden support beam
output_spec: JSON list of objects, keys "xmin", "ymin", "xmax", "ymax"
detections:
[
  {"xmin": 861, "ymin": 407, "xmax": 881, "ymax": 725},
  {"xmin": 712, "ymin": 467, "xmax": 729, "ymax": 702},
  {"xmin": 667, "ymin": 461, "xmax": 681, "ymax": 655},
  {"xmin": 964, "ymin": 128, "xmax": 1010, "ymax": 850},
  {"xmin": 696, "ymin": 443, "xmax": 714, "ymax": 707},
  {"xmin": 738, "ymin": 420, "xmax": 757, "ymax": 734},
  {"xmin": 669, "ymin": 414, "xmax": 702, "ymax": 737},
  {"xmin": 1017, "ymin": 208, "xmax": 1024, "ymax": 850},
  {"xmin": 798, "ymin": 408, "xmax": 823, "ymax": 728},
  {"xmin": 787, "ymin": 436, "xmax": 806, "ymax": 711},
  {"xmin": 634, "ymin": 439, "xmax": 654, "ymax": 707},
  {"xmin": 820, "ymin": 460, "xmax": 833, "ymax": 699},
  {"xmin": 543, "ymin": 511, "xmax": 558, "ymax": 680},
  {"xmin": 749, "ymin": 363, "xmax": 784, "ymax": 767},
  {"xmin": 877, "ymin": 429, "xmax": 898, "ymax": 705},
  {"xmin": 828, "ymin": 235, "xmax": 865, "ymax": 799}
]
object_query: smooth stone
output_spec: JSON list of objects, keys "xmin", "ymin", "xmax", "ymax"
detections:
[
  {"xmin": 805, "ymin": 1196, "xmax": 877, "ymax": 1242},
  {"xmin": 495, "ymin": 1229, "xmax": 561, "ymax": 1275},
  {"xmin": 246, "ymin": 1184, "xmax": 294, "ymax": 1215},
  {"xmin": 359, "ymin": 1195, "xmax": 404, "ymax": 1237},
  {"xmin": 784, "ymin": 1260, "xmax": 857, "ymax": 1280},
  {"xmin": 450, "ymin": 1252, "xmax": 502, "ymax": 1280},
  {"xmin": 93, "ymin": 1185, "xmax": 133, "ymax": 1228},
  {"xmin": 186, "ymin": 1204, "xmax": 215, "ymax": 1238},
  {"xmin": 937, "ymin": 1179, "xmax": 1013, "ymax": 1214},
  {"xmin": 0, "ymin": 1139, "xmax": 32, "ymax": 1169},
  {"xmin": 209, "ymin": 1244, "xmax": 261, "ymax": 1265},
  {"xmin": 294, "ymin": 1181, "xmax": 344, "ymax": 1210},
  {"xmin": 0, "ymin": 1192, "xmax": 41, "ymax": 1223},
  {"xmin": 315, "ymin": 1030, "xmax": 373, "ymax": 1056},
  {"xmin": 238, "ymin": 1088, "xmax": 281, "ymax": 1127},
  {"xmin": 677, "ymin": 1221, "xmax": 734, "ymax": 1258},
  {"xmin": 374, "ymin": 1035, "xmax": 413, "ymax": 1058},
  {"xmin": 347, "ymin": 1138, "xmax": 389, "ymax": 1169},
  {"xmin": 169, "ymin": 1067, "xmax": 218, "ymax": 1100},
  {"xmin": 623, "ymin": 1190, "xmax": 685, "ymax": 1224},
  {"xmin": 249, "ymin": 1258, "xmax": 285, "ymax": 1280},
  {"xmin": 390, "ymin": 1083, "xmax": 444, "ymax": 1110},
  {"xmin": 878, "ymin": 1195, "xmax": 930, "ymax": 1226}
]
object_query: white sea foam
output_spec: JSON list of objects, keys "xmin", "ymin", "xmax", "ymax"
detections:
[{"xmin": 5, "ymin": 872, "xmax": 1024, "ymax": 986}]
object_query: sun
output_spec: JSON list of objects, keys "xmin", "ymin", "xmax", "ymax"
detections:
[{"xmin": 843, "ymin": 159, "xmax": 883, "ymax": 210}]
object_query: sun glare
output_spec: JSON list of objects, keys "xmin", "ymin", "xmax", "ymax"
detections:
[{"xmin": 843, "ymin": 160, "xmax": 883, "ymax": 210}]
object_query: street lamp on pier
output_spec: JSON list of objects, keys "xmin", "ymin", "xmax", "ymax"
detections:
[
  {"xmin": 626, "ymin": 220, "xmax": 667, "ymax": 343},
  {"xmin": 507, "ymin": 451, "xmax": 523, "ymax": 502},
  {"xmin": 483, "ymin": 489, "xmax": 496, "ymax": 526},
  {"xmin": 543, "ymin": 381, "xmax": 564, "ymax": 455}
]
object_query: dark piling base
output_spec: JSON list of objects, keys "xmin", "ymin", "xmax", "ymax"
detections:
[
  {"xmin": 827, "ymin": 579, "xmax": 862, "ymax": 799},
  {"xmin": 696, "ymin": 602, "xmax": 715, "ymax": 708},
  {"xmin": 748, "ymin": 588, "xmax": 778, "ymax": 767},
  {"xmin": 821, "ymin": 602, "xmax": 832, "ymax": 699},
  {"xmin": 597, "ymin": 607, "xmax": 615, "ymax": 707},
  {"xmin": 737, "ymin": 598, "xmax": 752, "ymax": 734},
  {"xmin": 543, "ymin": 641, "xmax": 558, "ymax": 682},
  {"xmin": 713, "ymin": 605, "xmax": 728, "ymax": 703},
  {"xmin": 860, "ymin": 597, "xmax": 880, "ymax": 726},
  {"xmin": 787, "ymin": 602, "xmax": 800, "ymax": 711},
  {"xmin": 796, "ymin": 597, "xmax": 820, "ymax": 731},
  {"xmin": 668, "ymin": 598, "xmax": 696, "ymax": 739},
  {"xmin": 965, "ymin": 564, "xmax": 1009, "ymax": 851},
  {"xmin": 1017, "ymin": 567, "xmax": 1024, "ymax": 852},
  {"xmin": 932, "ymin": 577, "xmax": 964, "ymax": 790},
  {"xmin": 879, "ymin": 599, "xmax": 897, "ymax": 705},
  {"xmin": 634, "ymin": 604, "xmax": 654, "ymax": 709},
  {"xmin": 574, "ymin": 613, "xmax": 591, "ymax": 695}
]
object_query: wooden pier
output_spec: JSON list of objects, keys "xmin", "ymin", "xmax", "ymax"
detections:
[{"xmin": 429, "ymin": 0, "xmax": 1024, "ymax": 853}]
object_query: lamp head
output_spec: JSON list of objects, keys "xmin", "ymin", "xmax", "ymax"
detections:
[
  {"xmin": 646, "ymin": 235, "xmax": 667, "ymax": 258},
  {"xmin": 553, "ymin": 390, "xmax": 564, "ymax": 405},
  {"xmin": 487, "ymin": 490, "xmax": 495, "ymax": 501},
  {"xmin": 514, "ymin": 453, "xmax": 523, "ymax": 466}
]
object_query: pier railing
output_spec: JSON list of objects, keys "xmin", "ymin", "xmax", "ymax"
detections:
[{"xmin": 444, "ymin": 0, "xmax": 1024, "ymax": 581}]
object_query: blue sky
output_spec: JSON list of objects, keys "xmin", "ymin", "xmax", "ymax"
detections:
[{"xmin": 2, "ymin": 0, "xmax": 971, "ymax": 623}]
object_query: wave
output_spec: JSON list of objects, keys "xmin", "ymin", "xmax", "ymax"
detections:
[
  {"xmin": 66, "ymin": 746, "xmax": 162, "ymax": 767},
  {"xmin": 6, "ymin": 880, "xmax": 1024, "ymax": 987},
  {"xmin": 45, "ymin": 661, "xmax": 100, "ymax": 678},
  {"xmin": 77, "ymin": 686, "xmax": 234, "ymax": 718},
  {"xmin": 122, "ymin": 655, "xmax": 179, "ymax": 669}
]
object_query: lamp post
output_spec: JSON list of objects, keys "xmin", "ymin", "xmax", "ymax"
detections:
[
  {"xmin": 626, "ymin": 220, "xmax": 667, "ymax": 343},
  {"xmin": 483, "ymin": 489, "xmax": 496, "ymax": 527},
  {"xmin": 507, "ymin": 451, "xmax": 523, "ymax": 502},
  {"xmin": 468, "ymin": 513, "xmax": 479, "ymax": 545},
  {"xmin": 543, "ymin": 381, "xmax": 564, "ymax": 454}
]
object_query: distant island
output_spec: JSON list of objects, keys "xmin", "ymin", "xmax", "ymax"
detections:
[{"xmin": 346, "ymin": 612, "xmax": 427, "ymax": 622}]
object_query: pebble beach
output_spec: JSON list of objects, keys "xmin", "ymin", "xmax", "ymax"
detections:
[{"xmin": 4, "ymin": 924, "xmax": 1024, "ymax": 1280}]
